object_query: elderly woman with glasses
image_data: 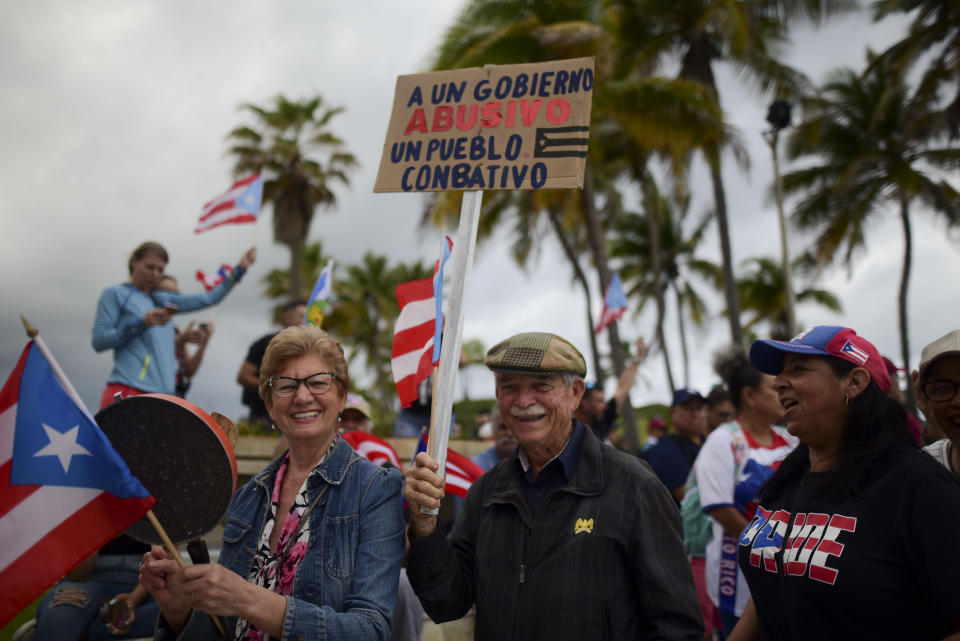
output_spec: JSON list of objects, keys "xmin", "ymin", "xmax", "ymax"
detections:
[
  {"xmin": 140, "ymin": 325, "xmax": 405, "ymax": 640},
  {"xmin": 729, "ymin": 326, "xmax": 960, "ymax": 641}
]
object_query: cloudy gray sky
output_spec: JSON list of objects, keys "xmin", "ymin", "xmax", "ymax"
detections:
[{"xmin": 1, "ymin": 2, "xmax": 956, "ymax": 424}]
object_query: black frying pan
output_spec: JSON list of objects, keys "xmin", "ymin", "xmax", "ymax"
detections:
[{"xmin": 95, "ymin": 394, "xmax": 237, "ymax": 545}]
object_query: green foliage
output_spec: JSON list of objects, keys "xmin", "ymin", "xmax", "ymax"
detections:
[
  {"xmin": 453, "ymin": 397, "xmax": 498, "ymax": 439},
  {"xmin": 736, "ymin": 256, "xmax": 843, "ymax": 340},
  {"xmin": 226, "ymin": 94, "xmax": 358, "ymax": 298}
]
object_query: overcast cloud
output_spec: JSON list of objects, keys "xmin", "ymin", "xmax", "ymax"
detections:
[{"xmin": 1, "ymin": 2, "xmax": 956, "ymax": 424}]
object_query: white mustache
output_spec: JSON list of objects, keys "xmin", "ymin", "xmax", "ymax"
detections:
[{"xmin": 510, "ymin": 405, "xmax": 546, "ymax": 418}]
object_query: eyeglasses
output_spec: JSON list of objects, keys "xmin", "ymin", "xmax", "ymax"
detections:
[
  {"xmin": 267, "ymin": 372, "xmax": 338, "ymax": 398},
  {"xmin": 922, "ymin": 380, "xmax": 960, "ymax": 403}
]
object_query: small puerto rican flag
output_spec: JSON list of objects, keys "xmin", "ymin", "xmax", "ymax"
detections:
[{"xmin": 840, "ymin": 341, "xmax": 869, "ymax": 365}]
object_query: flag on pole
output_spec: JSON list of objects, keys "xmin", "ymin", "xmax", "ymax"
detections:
[
  {"xmin": 341, "ymin": 431, "xmax": 402, "ymax": 469},
  {"xmin": 194, "ymin": 174, "xmax": 263, "ymax": 234},
  {"xmin": 595, "ymin": 271, "xmax": 628, "ymax": 333},
  {"xmin": 0, "ymin": 341, "xmax": 155, "ymax": 627},
  {"xmin": 391, "ymin": 237, "xmax": 453, "ymax": 408},
  {"xmin": 414, "ymin": 432, "xmax": 483, "ymax": 498},
  {"xmin": 195, "ymin": 264, "xmax": 233, "ymax": 292},
  {"xmin": 305, "ymin": 259, "xmax": 335, "ymax": 327}
]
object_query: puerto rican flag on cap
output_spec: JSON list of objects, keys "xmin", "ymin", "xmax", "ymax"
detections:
[{"xmin": 749, "ymin": 326, "xmax": 890, "ymax": 393}]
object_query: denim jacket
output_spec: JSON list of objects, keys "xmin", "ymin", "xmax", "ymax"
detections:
[{"xmin": 156, "ymin": 438, "xmax": 405, "ymax": 641}]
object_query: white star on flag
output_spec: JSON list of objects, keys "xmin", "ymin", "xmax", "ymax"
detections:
[{"xmin": 33, "ymin": 423, "xmax": 92, "ymax": 473}]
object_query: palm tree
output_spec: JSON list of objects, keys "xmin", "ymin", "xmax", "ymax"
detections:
[
  {"xmin": 613, "ymin": 0, "xmax": 858, "ymax": 345},
  {"xmin": 261, "ymin": 240, "xmax": 330, "ymax": 320},
  {"xmin": 737, "ymin": 256, "xmax": 842, "ymax": 341},
  {"xmin": 782, "ymin": 51, "xmax": 960, "ymax": 410},
  {"xmin": 226, "ymin": 94, "xmax": 358, "ymax": 298},
  {"xmin": 612, "ymin": 185, "xmax": 721, "ymax": 390},
  {"xmin": 873, "ymin": 0, "xmax": 960, "ymax": 136}
]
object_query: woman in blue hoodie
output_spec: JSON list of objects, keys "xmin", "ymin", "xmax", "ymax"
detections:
[{"xmin": 92, "ymin": 241, "xmax": 254, "ymax": 408}]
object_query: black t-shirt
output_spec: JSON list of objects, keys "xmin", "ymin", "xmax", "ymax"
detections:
[
  {"xmin": 737, "ymin": 445, "xmax": 960, "ymax": 641},
  {"xmin": 241, "ymin": 332, "xmax": 277, "ymax": 418}
]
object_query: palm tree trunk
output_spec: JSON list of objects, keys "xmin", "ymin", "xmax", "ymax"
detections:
[
  {"xmin": 674, "ymin": 283, "xmax": 691, "ymax": 388},
  {"xmin": 637, "ymin": 166, "xmax": 674, "ymax": 395},
  {"xmin": 657, "ymin": 289, "xmax": 677, "ymax": 395},
  {"xmin": 582, "ymin": 163, "xmax": 639, "ymax": 453},
  {"xmin": 290, "ymin": 241, "xmax": 303, "ymax": 299},
  {"xmin": 898, "ymin": 197, "xmax": 916, "ymax": 413},
  {"xmin": 546, "ymin": 208, "xmax": 604, "ymax": 381},
  {"xmin": 707, "ymin": 150, "xmax": 744, "ymax": 346}
]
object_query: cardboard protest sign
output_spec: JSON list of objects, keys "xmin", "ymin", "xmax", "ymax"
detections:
[{"xmin": 374, "ymin": 57, "xmax": 594, "ymax": 193}]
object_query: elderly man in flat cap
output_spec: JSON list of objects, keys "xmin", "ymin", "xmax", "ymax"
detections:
[{"xmin": 404, "ymin": 332, "xmax": 703, "ymax": 641}]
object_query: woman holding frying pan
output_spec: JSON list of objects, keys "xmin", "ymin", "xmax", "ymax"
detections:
[
  {"xmin": 140, "ymin": 325, "xmax": 405, "ymax": 640},
  {"xmin": 91, "ymin": 241, "xmax": 255, "ymax": 409}
]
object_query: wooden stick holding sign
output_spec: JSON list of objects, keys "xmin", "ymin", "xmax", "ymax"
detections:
[{"xmin": 422, "ymin": 190, "xmax": 483, "ymax": 514}]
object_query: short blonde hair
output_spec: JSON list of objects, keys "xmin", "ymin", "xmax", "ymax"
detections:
[{"xmin": 259, "ymin": 326, "xmax": 349, "ymax": 406}]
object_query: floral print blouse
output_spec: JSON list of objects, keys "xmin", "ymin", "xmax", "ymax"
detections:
[{"xmin": 234, "ymin": 440, "xmax": 335, "ymax": 641}]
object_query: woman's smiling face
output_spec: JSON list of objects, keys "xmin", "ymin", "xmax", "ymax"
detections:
[
  {"xmin": 922, "ymin": 355, "xmax": 960, "ymax": 449},
  {"xmin": 773, "ymin": 354, "xmax": 849, "ymax": 450},
  {"xmin": 266, "ymin": 352, "xmax": 345, "ymax": 448}
]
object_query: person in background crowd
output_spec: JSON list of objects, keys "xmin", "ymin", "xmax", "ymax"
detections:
[
  {"xmin": 92, "ymin": 242, "xmax": 254, "ymax": 409},
  {"xmin": 692, "ymin": 346, "xmax": 797, "ymax": 638},
  {"xmin": 882, "ymin": 355, "xmax": 924, "ymax": 444},
  {"xmin": 643, "ymin": 416, "xmax": 668, "ymax": 451},
  {"xmin": 643, "ymin": 388, "xmax": 707, "ymax": 504},
  {"xmin": 729, "ymin": 326, "xmax": 960, "ymax": 641},
  {"xmin": 705, "ymin": 386, "xmax": 735, "ymax": 433},
  {"xmin": 574, "ymin": 337, "xmax": 648, "ymax": 441},
  {"xmin": 916, "ymin": 330, "xmax": 960, "ymax": 475},
  {"xmin": 17, "ymin": 535, "xmax": 158, "ymax": 641},
  {"xmin": 237, "ymin": 300, "xmax": 305, "ymax": 430},
  {"xmin": 156, "ymin": 275, "xmax": 213, "ymax": 399},
  {"xmin": 470, "ymin": 405, "xmax": 518, "ymax": 472},
  {"xmin": 474, "ymin": 408, "xmax": 492, "ymax": 439},
  {"xmin": 404, "ymin": 332, "xmax": 703, "ymax": 641},
  {"xmin": 340, "ymin": 392, "xmax": 374, "ymax": 433},
  {"xmin": 140, "ymin": 325, "xmax": 405, "ymax": 640}
]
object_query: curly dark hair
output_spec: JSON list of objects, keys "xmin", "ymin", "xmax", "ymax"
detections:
[
  {"xmin": 758, "ymin": 356, "xmax": 914, "ymax": 502},
  {"xmin": 713, "ymin": 345, "xmax": 762, "ymax": 413}
]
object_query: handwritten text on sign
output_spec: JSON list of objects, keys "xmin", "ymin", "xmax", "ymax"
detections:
[{"xmin": 374, "ymin": 57, "xmax": 594, "ymax": 193}]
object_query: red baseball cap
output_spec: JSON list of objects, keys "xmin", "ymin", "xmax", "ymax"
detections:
[{"xmin": 749, "ymin": 326, "xmax": 891, "ymax": 393}]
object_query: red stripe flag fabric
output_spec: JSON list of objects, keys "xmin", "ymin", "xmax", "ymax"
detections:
[
  {"xmin": 341, "ymin": 431, "xmax": 402, "ymax": 469},
  {"xmin": 0, "ymin": 341, "xmax": 155, "ymax": 627},
  {"xmin": 195, "ymin": 264, "xmax": 233, "ymax": 292},
  {"xmin": 390, "ymin": 237, "xmax": 453, "ymax": 408},
  {"xmin": 194, "ymin": 174, "xmax": 263, "ymax": 234},
  {"xmin": 414, "ymin": 432, "xmax": 483, "ymax": 498}
]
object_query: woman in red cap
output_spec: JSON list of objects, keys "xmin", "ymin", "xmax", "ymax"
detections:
[{"xmin": 729, "ymin": 326, "xmax": 960, "ymax": 641}]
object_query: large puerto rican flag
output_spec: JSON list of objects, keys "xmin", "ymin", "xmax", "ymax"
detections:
[
  {"xmin": 390, "ymin": 237, "xmax": 453, "ymax": 408},
  {"xmin": 414, "ymin": 432, "xmax": 483, "ymax": 499},
  {"xmin": 0, "ymin": 341, "xmax": 155, "ymax": 626},
  {"xmin": 194, "ymin": 174, "xmax": 263, "ymax": 234}
]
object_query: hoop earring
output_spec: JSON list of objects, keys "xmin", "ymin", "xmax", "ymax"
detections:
[{"xmin": 845, "ymin": 395, "xmax": 850, "ymax": 405}]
